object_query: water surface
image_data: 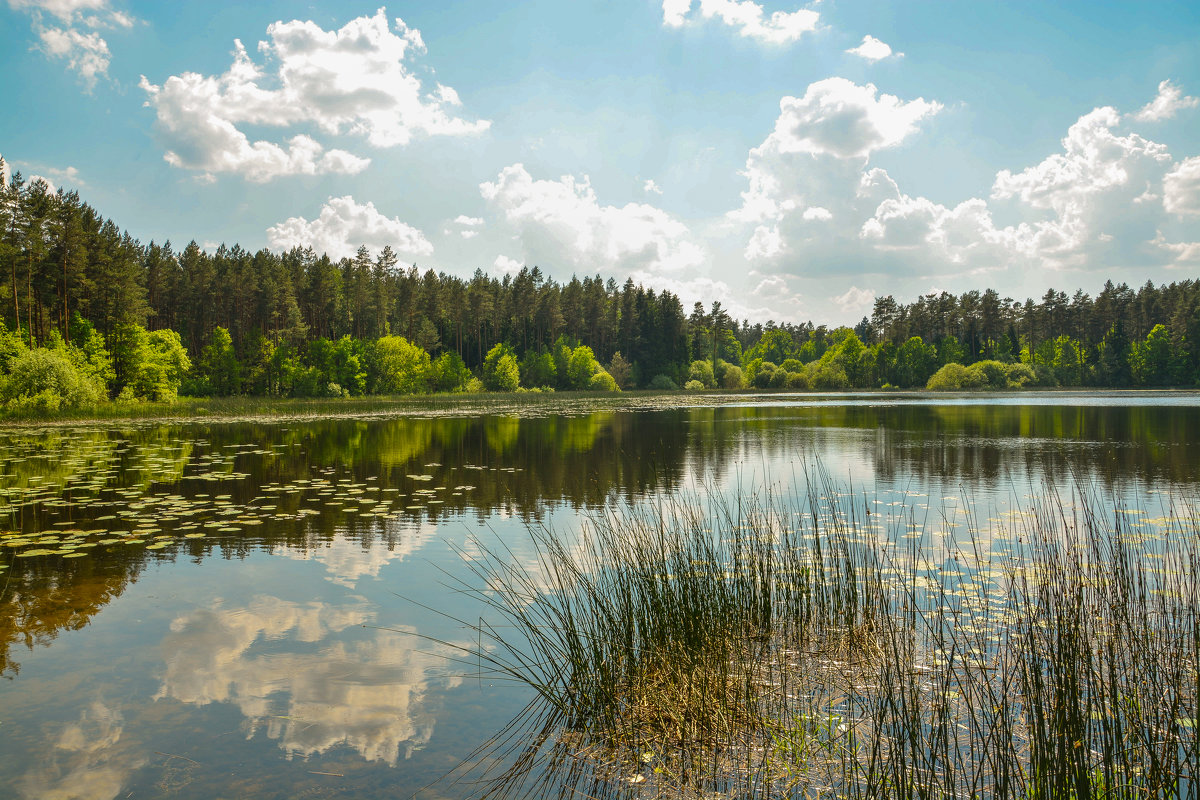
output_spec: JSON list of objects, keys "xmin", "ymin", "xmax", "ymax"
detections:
[{"xmin": 1, "ymin": 392, "xmax": 1198, "ymax": 799}]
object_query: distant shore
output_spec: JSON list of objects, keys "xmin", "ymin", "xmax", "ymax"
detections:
[{"xmin": 2, "ymin": 387, "xmax": 1197, "ymax": 427}]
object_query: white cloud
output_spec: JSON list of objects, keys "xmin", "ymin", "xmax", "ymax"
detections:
[
  {"xmin": 758, "ymin": 78, "xmax": 941, "ymax": 161},
  {"xmin": 9, "ymin": 0, "xmax": 135, "ymax": 88},
  {"xmin": 1152, "ymin": 232, "xmax": 1200, "ymax": 266},
  {"xmin": 481, "ymin": 163, "xmax": 705, "ymax": 276},
  {"xmin": 845, "ymin": 34, "xmax": 900, "ymax": 62},
  {"xmin": 643, "ymin": 178, "xmax": 664, "ymax": 195},
  {"xmin": 991, "ymin": 106, "xmax": 1175, "ymax": 266},
  {"xmin": 35, "ymin": 24, "xmax": 110, "ymax": 89},
  {"xmin": 267, "ymin": 195, "xmax": 433, "ymax": 260},
  {"xmin": 140, "ymin": 8, "xmax": 489, "ymax": 181},
  {"xmin": 1130, "ymin": 79, "xmax": 1199, "ymax": 123},
  {"xmin": 1164, "ymin": 156, "xmax": 1200, "ymax": 215},
  {"xmin": 663, "ymin": 0, "xmax": 820, "ymax": 44},
  {"xmin": 732, "ymin": 78, "xmax": 1200, "ymax": 295},
  {"xmin": 7, "ymin": 0, "xmax": 108, "ymax": 22},
  {"xmin": 447, "ymin": 214, "xmax": 484, "ymax": 239},
  {"xmin": 833, "ymin": 286, "xmax": 875, "ymax": 317},
  {"xmin": 493, "ymin": 255, "xmax": 524, "ymax": 276},
  {"xmin": 662, "ymin": 0, "xmax": 691, "ymax": 26},
  {"xmin": 43, "ymin": 165, "xmax": 84, "ymax": 187}
]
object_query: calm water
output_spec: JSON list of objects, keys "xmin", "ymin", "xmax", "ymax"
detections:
[{"xmin": 1, "ymin": 392, "xmax": 1198, "ymax": 799}]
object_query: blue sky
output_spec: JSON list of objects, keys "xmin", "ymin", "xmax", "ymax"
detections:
[{"xmin": 2, "ymin": 0, "xmax": 1198, "ymax": 325}]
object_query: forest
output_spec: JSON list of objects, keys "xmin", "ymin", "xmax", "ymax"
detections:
[{"xmin": 2, "ymin": 164, "xmax": 1200, "ymax": 410}]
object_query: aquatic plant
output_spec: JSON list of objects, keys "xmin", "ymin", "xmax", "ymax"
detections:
[{"xmin": 440, "ymin": 473, "xmax": 1200, "ymax": 799}]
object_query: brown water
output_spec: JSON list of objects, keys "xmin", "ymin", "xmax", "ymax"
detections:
[{"xmin": 1, "ymin": 392, "xmax": 1198, "ymax": 799}]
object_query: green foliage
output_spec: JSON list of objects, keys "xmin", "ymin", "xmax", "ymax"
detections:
[
  {"xmin": 566, "ymin": 345, "xmax": 601, "ymax": 390},
  {"xmin": 806, "ymin": 362, "xmax": 849, "ymax": 390},
  {"xmin": 607, "ymin": 351, "xmax": 633, "ymax": 389},
  {"xmin": 432, "ymin": 351, "xmax": 472, "ymax": 393},
  {"xmin": 688, "ymin": 359, "xmax": 716, "ymax": 388},
  {"xmin": 895, "ymin": 336, "xmax": 938, "ymax": 388},
  {"xmin": 195, "ymin": 326, "xmax": 242, "ymax": 396},
  {"xmin": 110, "ymin": 322, "xmax": 191, "ymax": 401},
  {"xmin": 1130, "ymin": 324, "xmax": 1174, "ymax": 386},
  {"xmin": 684, "ymin": 379, "xmax": 705, "ymax": 390},
  {"xmin": 371, "ymin": 335, "xmax": 432, "ymax": 394},
  {"xmin": 938, "ymin": 335, "xmax": 966, "ymax": 366},
  {"xmin": 588, "ymin": 369, "xmax": 619, "ymax": 392},
  {"xmin": 520, "ymin": 349, "xmax": 557, "ymax": 389},
  {"xmin": 648, "ymin": 374, "xmax": 678, "ymax": 390},
  {"xmin": 746, "ymin": 328, "xmax": 795, "ymax": 365},
  {"xmin": 1, "ymin": 347, "xmax": 103, "ymax": 411},
  {"xmin": 720, "ymin": 363, "xmax": 745, "ymax": 389},
  {"xmin": 927, "ymin": 363, "xmax": 985, "ymax": 391},
  {"xmin": 483, "ymin": 343, "xmax": 521, "ymax": 391},
  {"xmin": 752, "ymin": 362, "xmax": 778, "ymax": 389}
]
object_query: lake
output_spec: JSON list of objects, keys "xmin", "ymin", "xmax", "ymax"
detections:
[{"xmin": 1, "ymin": 391, "xmax": 1198, "ymax": 799}]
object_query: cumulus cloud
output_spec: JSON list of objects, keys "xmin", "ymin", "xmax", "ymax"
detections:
[
  {"xmin": 493, "ymin": 255, "xmax": 524, "ymax": 276},
  {"xmin": 755, "ymin": 78, "xmax": 941, "ymax": 162},
  {"xmin": 481, "ymin": 163, "xmax": 705, "ymax": 277},
  {"xmin": 991, "ymin": 106, "xmax": 1176, "ymax": 267},
  {"xmin": 643, "ymin": 178, "xmax": 664, "ymax": 195},
  {"xmin": 732, "ymin": 77, "xmax": 1200, "ymax": 292},
  {"xmin": 662, "ymin": 0, "xmax": 820, "ymax": 44},
  {"xmin": 9, "ymin": 0, "xmax": 134, "ymax": 89},
  {"xmin": 845, "ymin": 35, "xmax": 900, "ymax": 62},
  {"xmin": 267, "ymin": 195, "xmax": 434, "ymax": 260},
  {"xmin": 833, "ymin": 286, "xmax": 875, "ymax": 316},
  {"xmin": 1130, "ymin": 79, "xmax": 1199, "ymax": 123},
  {"xmin": 35, "ymin": 25, "xmax": 109, "ymax": 88},
  {"xmin": 140, "ymin": 8, "xmax": 489, "ymax": 181},
  {"xmin": 8, "ymin": 0, "xmax": 109, "ymax": 21},
  {"xmin": 1164, "ymin": 156, "xmax": 1200, "ymax": 216}
]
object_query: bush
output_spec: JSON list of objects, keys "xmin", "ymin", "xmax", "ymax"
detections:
[
  {"xmin": 785, "ymin": 371, "xmax": 808, "ymax": 389},
  {"xmin": 688, "ymin": 360, "xmax": 716, "ymax": 388},
  {"xmin": 2, "ymin": 348, "xmax": 103, "ymax": 411},
  {"xmin": 589, "ymin": 370, "xmax": 619, "ymax": 392},
  {"xmin": 927, "ymin": 363, "xmax": 978, "ymax": 391},
  {"xmin": 807, "ymin": 362, "xmax": 850, "ymax": 390},
  {"xmin": 781, "ymin": 358, "xmax": 803, "ymax": 373},
  {"xmin": 684, "ymin": 379, "xmax": 706, "ymax": 390},
  {"xmin": 648, "ymin": 374, "xmax": 678, "ymax": 390},
  {"xmin": 752, "ymin": 362, "xmax": 777, "ymax": 389},
  {"xmin": 720, "ymin": 364, "xmax": 745, "ymax": 389},
  {"xmin": 1005, "ymin": 362, "xmax": 1037, "ymax": 388}
]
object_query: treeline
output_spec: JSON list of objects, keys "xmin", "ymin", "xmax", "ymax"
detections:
[{"xmin": 1, "ymin": 165, "xmax": 1199, "ymax": 410}]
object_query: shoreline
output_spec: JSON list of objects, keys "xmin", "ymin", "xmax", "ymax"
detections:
[{"xmin": 2, "ymin": 387, "xmax": 1199, "ymax": 427}]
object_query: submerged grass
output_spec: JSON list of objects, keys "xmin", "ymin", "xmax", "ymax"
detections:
[{"xmin": 439, "ymin": 471, "xmax": 1200, "ymax": 799}]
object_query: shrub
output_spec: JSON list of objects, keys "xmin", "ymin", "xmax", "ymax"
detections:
[
  {"xmin": 752, "ymin": 362, "xmax": 778, "ymax": 389},
  {"xmin": 688, "ymin": 360, "xmax": 716, "ymax": 388},
  {"xmin": 807, "ymin": 362, "xmax": 849, "ymax": 390},
  {"xmin": 785, "ymin": 371, "xmax": 808, "ymax": 389},
  {"xmin": 1005, "ymin": 362, "xmax": 1037, "ymax": 388},
  {"xmin": 781, "ymin": 358, "xmax": 803, "ymax": 373},
  {"xmin": 2, "ymin": 348, "xmax": 103, "ymax": 411},
  {"xmin": 720, "ymin": 364, "xmax": 745, "ymax": 389},
  {"xmin": 589, "ymin": 370, "xmax": 619, "ymax": 392},
  {"xmin": 684, "ymin": 379, "xmax": 705, "ymax": 390},
  {"xmin": 927, "ymin": 363, "xmax": 975, "ymax": 391}
]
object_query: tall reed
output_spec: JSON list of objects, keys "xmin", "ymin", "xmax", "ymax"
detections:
[{"xmin": 438, "ymin": 471, "xmax": 1200, "ymax": 799}]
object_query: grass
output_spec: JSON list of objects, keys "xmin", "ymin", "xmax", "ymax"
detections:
[{"xmin": 435, "ymin": 470, "xmax": 1200, "ymax": 799}]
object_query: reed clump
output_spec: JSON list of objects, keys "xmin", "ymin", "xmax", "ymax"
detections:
[{"xmin": 445, "ymin": 474, "xmax": 1200, "ymax": 799}]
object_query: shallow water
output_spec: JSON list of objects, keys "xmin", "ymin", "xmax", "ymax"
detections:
[{"xmin": 1, "ymin": 393, "xmax": 1198, "ymax": 799}]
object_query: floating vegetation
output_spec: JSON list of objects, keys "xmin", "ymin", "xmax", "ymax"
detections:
[{"xmin": 440, "ymin": 471, "xmax": 1200, "ymax": 800}]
